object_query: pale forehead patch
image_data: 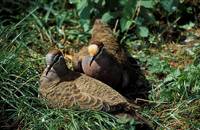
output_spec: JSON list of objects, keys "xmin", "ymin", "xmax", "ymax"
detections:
[{"xmin": 88, "ymin": 44, "xmax": 99, "ymax": 56}]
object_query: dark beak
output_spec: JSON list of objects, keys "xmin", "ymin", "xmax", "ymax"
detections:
[
  {"xmin": 46, "ymin": 63, "xmax": 54, "ymax": 75},
  {"xmin": 89, "ymin": 45, "xmax": 103, "ymax": 66},
  {"xmin": 89, "ymin": 55, "xmax": 96, "ymax": 66},
  {"xmin": 45, "ymin": 58, "xmax": 57, "ymax": 75}
]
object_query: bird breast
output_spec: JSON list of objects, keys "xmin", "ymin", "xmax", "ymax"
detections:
[{"xmin": 81, "ymin": 50, "xmax": 122, "ymax": 88}]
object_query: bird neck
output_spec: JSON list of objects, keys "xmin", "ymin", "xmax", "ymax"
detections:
[
  {"xmin": 40, "ymin": 59, "xmax": 71, "ymax": 86},
  {"xmin": 48, "ymin": 61, "xmax": 81, "ymax": 82},
  {"xmin": 52, "ymin": 60, "xmax": 70, "ymax": 77}
]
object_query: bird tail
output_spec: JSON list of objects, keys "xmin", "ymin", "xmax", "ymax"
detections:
[
  {"xmin": 124, "ymin": 104, "xmax": 153, "ymax": 129},
  {"xmin": 115, "ymin": 112, "xmax": 153, "ymax": 130}
]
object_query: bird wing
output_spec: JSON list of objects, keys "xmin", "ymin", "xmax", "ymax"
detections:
[
  {"xmin": 39, "ymin": 80, "xmax": 115, "ymax": 111},
  {"xmin": 73, "ymin": 73, "xmax": 140, "ymax": 109}
]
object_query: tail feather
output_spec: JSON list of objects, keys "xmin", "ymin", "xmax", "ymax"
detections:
[{"xmin": 114, "ymin": 112, "xmax": 153, "ymax": 130}]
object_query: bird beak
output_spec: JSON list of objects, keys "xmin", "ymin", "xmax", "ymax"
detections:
[
  {"xmin": 45, "ymin": 56, "xmax": 59, "ymax": 75},
  {"xmin": 89, "ymin": 55, "xmax": 97, "ymax": 66},
  {"xmin": 46, "ymin": 62, "xmax": 55, "ymax": 75},
  {"xmin": 88, "ymin": 45, "xmax": 103, "ymax": 66}
]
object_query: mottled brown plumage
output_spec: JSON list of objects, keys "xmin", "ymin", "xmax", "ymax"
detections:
[
  {"xmin": 72, "ymin": 20, "xmax": 150, "ymax": 100},
  {"xmin": 90, "ymin": 19, "xmax": 127, "ymax": 64},
  {"xmin": 39, "ymin": 49, "xmax": 139, "ymax": 112},
  {"xmin": 39, "ymin": 50, "xmax": 153, "ymax": 129}
]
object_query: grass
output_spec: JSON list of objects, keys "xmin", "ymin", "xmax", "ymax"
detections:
[
  {"xmin": 0, "ymin": 15, "xmax": 136, "ymax": 130},
  {"xmin": 0, "ymin": 1, "xmax": 137, "ymax": 130},
  {"xmin": 136, "ymin": 43, "xmax": 200, "ymax": 129},
  {"xmin": 0, "ymin": 1, "xmax": 200, "ymax": 130}
]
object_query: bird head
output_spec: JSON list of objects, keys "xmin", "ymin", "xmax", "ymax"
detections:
[
  {"xmin": 88, "ymin": 41, "xmax": 104, "ymax": 66},
  {"xmin": 45, "ymin": 49, "xmax": 64, "ymax": 75}
]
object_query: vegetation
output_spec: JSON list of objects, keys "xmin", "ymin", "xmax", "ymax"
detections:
[{"xmin": 0, "ymin": 0, "xmax": 199, "ymax": 129}]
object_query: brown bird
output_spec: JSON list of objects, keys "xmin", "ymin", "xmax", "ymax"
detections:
[
  {"xmin": 72, "ymin": 19, "xmax": 150, "ymax": 100},
  {"xmin": 39, "ymin": 49, "xmax": 137, "ymax": 111},
  {"xmin": 39, "ymin": 50, "xmax": 152, "ymax": 128}
]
